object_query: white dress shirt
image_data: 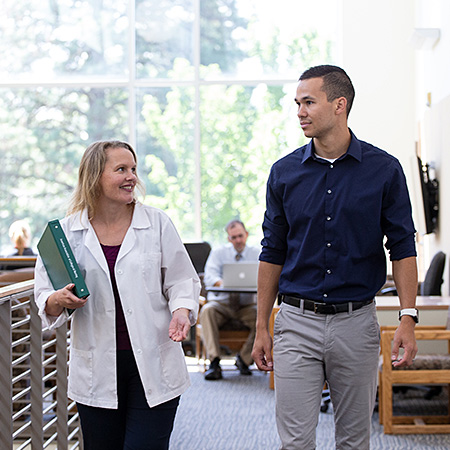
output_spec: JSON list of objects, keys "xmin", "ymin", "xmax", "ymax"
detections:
[{"xmin": 203, "ymin": 243, "xmax": 260, "ymax": 304}]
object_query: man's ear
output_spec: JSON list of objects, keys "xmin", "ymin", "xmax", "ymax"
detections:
[{"xmin": 335, "ymin": 97, "xmax": 347, "ymax": 115}]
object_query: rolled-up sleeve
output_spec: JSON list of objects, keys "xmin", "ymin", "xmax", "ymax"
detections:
[
  {"xmin": 260, "ymin": 168, "xmax": 289, "ymax": 266},
  {"xmin": 382, "ymin": 161, "xmax": 417, "ymax": 261}
]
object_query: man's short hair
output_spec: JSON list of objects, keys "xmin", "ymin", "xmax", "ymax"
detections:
[
  {"xmin": 225, "ymin": 219, "xmax": 246, "ymax": 233},
  {"xmin": 299, "ymin": 65, "xmax": 355, "ymax": 116}
]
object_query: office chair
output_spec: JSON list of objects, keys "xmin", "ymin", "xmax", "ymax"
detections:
[
  {"xmin": 182, "ymin": 242, "xmax": 211, "ymax": 355},
  {"xmin": 183, "ymin": 242, "xmax": 211, "ymax": 275},
  {"xmin": 379, "ymin": 251, "xmax": 446, "ymax": 297},
  {"xmin": 420, "ymin": 251, "xmax": 446, "ymax": 296}
]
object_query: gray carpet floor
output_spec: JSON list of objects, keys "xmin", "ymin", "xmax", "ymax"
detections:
[{"xmin": 170, "ymin": 360, "xmax": 450, "ymax": 450}]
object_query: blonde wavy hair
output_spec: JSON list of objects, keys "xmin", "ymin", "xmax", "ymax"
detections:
[{"xmin": 67, "ymin": 140, "xmax": 145, "ymax": 218}]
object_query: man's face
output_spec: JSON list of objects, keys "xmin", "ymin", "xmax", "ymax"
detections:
[
  {"xmin": 227, "ymin": 224, "xmax": 248, "ymax": 253},
  {"xmin": 295, "ymin": 77, "xmax": 338, "ymax": 139}
]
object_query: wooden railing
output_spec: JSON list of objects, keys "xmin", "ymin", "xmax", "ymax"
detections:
[{"xmin": 0, "ymin": 280, "xmax": 83, "ymax": 449}]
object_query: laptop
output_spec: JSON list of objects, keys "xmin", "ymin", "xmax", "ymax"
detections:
[{"xmin": 222, "ymin": 262, "xmax": 259, "ymax": 288}]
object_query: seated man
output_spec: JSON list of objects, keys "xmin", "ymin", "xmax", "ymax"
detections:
[{"xmin": 200, "ymin": 219, "xmax": 260, "ymax": 380}]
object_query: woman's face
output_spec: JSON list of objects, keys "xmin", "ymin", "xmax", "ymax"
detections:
[{"xmin": 98, "ymin": 146, "xmax": 137, "ymax": 206}]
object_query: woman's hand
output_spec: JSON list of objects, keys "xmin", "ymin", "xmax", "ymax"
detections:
[
  {"xmin": 168, "ymin": 308, "xmax": 191, "ymax": 342},
  {"xmin": 45, "ymin": 283, "xmax": 88, "ymax": 316}
]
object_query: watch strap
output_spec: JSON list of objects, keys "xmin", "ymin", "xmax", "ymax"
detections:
[{"xmin": 398, "ymin": 308, "xmax": 419, "ymax": 323}]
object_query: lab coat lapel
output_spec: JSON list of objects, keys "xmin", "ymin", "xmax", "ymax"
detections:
[
  {"xmin": 84, "ymin": 225, "xmax": 109, "ymax": 275},
  {"xmin": 118, "ymin": 226, "xmax": 136, "ymax": 261},
  {"xmin": 70, "ymin": 210, "xmax": 109, "ymax": 275},
  {"xmin": 117, "ymin": 203, "xmax": 151, "ymax": 263}
]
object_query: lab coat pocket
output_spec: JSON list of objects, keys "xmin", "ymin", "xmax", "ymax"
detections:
[
  {"xmin": 159, "ymin": 340, "xmax": 188, "ymax": 390},
  {"xmin": 68, "ymin": 347, "xmax": 93, "ymax": 397},
  {"xmin": 141, "ymin": 252, "xmax": 162, "ymax": 294}
]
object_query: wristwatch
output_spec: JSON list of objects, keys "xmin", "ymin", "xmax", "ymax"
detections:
[{"xmin": 398, "ymin": 308, "xmax": 419, "ymax": 323}]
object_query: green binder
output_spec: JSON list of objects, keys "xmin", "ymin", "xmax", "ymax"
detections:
[{"xmin": 37, "ymin": 219, "xmax": 90, "ymax": 314}]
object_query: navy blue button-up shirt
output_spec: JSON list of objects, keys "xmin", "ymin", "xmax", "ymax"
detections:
[{"xmin": 260, "ymin": 131, "xmax": 416, "ymax": 303}]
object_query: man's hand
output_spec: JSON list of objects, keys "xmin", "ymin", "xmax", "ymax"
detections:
[
  {"xmin": 252, "ymin": 261, "xmax": 282, "ymax": 372},
  {"xmin": 391, "ymin": 257, "xmax": 418, "ymax": 368},
  {"xmin": 391, "ymin": 316, "xmax": 418, "ymax": 368},
  {"xmin": 252, "ymin": 328, "xmax": 274, "ymax": 372},
  {"xmin": 169, "ymin": 308, "xmax": 191, "ymax": 342}
]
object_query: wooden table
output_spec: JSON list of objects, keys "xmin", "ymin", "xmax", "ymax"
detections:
[
  {"xmin": 375, "ymin": 295, "xmax": 450, "ymax": 311},
  {"xmin": 268, "ymin": 296, "xmax": 450, "ymax": 389},
  {"xmin": 206, "ymin": 286, "xmax": 257, "ymax": 294}
]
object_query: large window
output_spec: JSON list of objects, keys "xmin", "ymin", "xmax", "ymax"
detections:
[{"xmin": 0, "ymin": 0, "xmax": 339, "ymax": 252}]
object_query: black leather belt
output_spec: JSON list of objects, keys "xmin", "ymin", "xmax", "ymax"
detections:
[{"xmin": 279, "ymin": 294, "xmax": 373, "ymax": 314}]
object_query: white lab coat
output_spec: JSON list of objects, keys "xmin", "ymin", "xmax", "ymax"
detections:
[{"xmin": 34, "ymin": 203, "xmax": 200, "ymax": 408}]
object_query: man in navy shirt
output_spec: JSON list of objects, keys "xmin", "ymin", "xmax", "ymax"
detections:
[{"xmin": 252, "ymin": 65, "xmax": 418, "ymax": 449}]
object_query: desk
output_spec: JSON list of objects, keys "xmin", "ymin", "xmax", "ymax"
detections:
[
  {"xmin": 206, "ymin": 286, "xmax": 257, "ymax": 294},
  {"xmin": 375, "ymin": 295, "xmax": 450, "ymax": 311},
  {"xmin": 268, "ymin": 296, "xmax": 450, "ymax": 389}
]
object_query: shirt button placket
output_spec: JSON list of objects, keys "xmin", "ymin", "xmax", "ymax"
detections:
[{"xmin": 324, "ymin": 164, "xmax": 335, "ymax": 300}]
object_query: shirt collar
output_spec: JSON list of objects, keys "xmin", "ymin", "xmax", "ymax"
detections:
[
  {"xmin": 68, "ymin": 202, "xmax": 151, "ymax": 232},
  {"xmin": 228, "ymin": 244, "xmax": 248, "ymax": 257},
  {"xmin": 301, "ymin": 129, "xmax": 362, "ymax": 164}
]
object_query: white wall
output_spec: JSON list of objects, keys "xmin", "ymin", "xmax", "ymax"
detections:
[
  {"xmin": 340, "ymin": 0, "xmax": 450, "ymax": 291},
  {"xmin": 340, "ymin": 0, "xmax": 417, "ymax": 272},
  {"xmin": 415, "ymin": 0, "xmax": 450, "ymax": 106},
  {"xmin": 414, "ymin": 0, "xmax": 450, "ymax": 293},
  {"xmin": 341, "ymin": 0, "xmax": 415, "ymax": 168}
]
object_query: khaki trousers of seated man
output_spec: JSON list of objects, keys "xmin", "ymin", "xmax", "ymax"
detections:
[{"xmin": 199, "ymin": 300, "xmax": 257, "ymax": 366}]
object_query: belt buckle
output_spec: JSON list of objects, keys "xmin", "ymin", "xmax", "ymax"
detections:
[{"xmin": 313, "ymin": 302, "xmax": 325, "ymax": 314}]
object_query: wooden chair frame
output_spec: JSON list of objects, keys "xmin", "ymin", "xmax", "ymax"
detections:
[
  {"xmin": 379, "ymin": 326, "xmax": 450, "ymax": 434},
  {"xmin": 195, "ymin": 324, "xmax": 250, "ymax": 364}
]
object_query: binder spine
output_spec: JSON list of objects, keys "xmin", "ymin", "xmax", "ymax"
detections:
[
  {"xmin": 48, "ymin": 220, "xmax": 89, "ymax": 299},
  {"xmin": 51, "ymin": 227, "xmax": 80, "ymax": 281}
]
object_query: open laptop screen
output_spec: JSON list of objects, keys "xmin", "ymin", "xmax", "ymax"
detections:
[{"xmin": 222, "ymin": 262, "xmax": 258, "ymax": 288}]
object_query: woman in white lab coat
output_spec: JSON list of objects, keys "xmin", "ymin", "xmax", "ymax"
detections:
[{"xmin": 34, "ymin": 140, "xmax": 200, "ymax": 450}]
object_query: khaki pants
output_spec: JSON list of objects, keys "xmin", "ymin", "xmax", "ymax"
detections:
[
  {"xmin": 199, "ymin": 301, "xmax": 256, "ymax": 366},
  {"xmin": 274, "ymin": 301, "xmax": 380, "ymax": 450}
]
